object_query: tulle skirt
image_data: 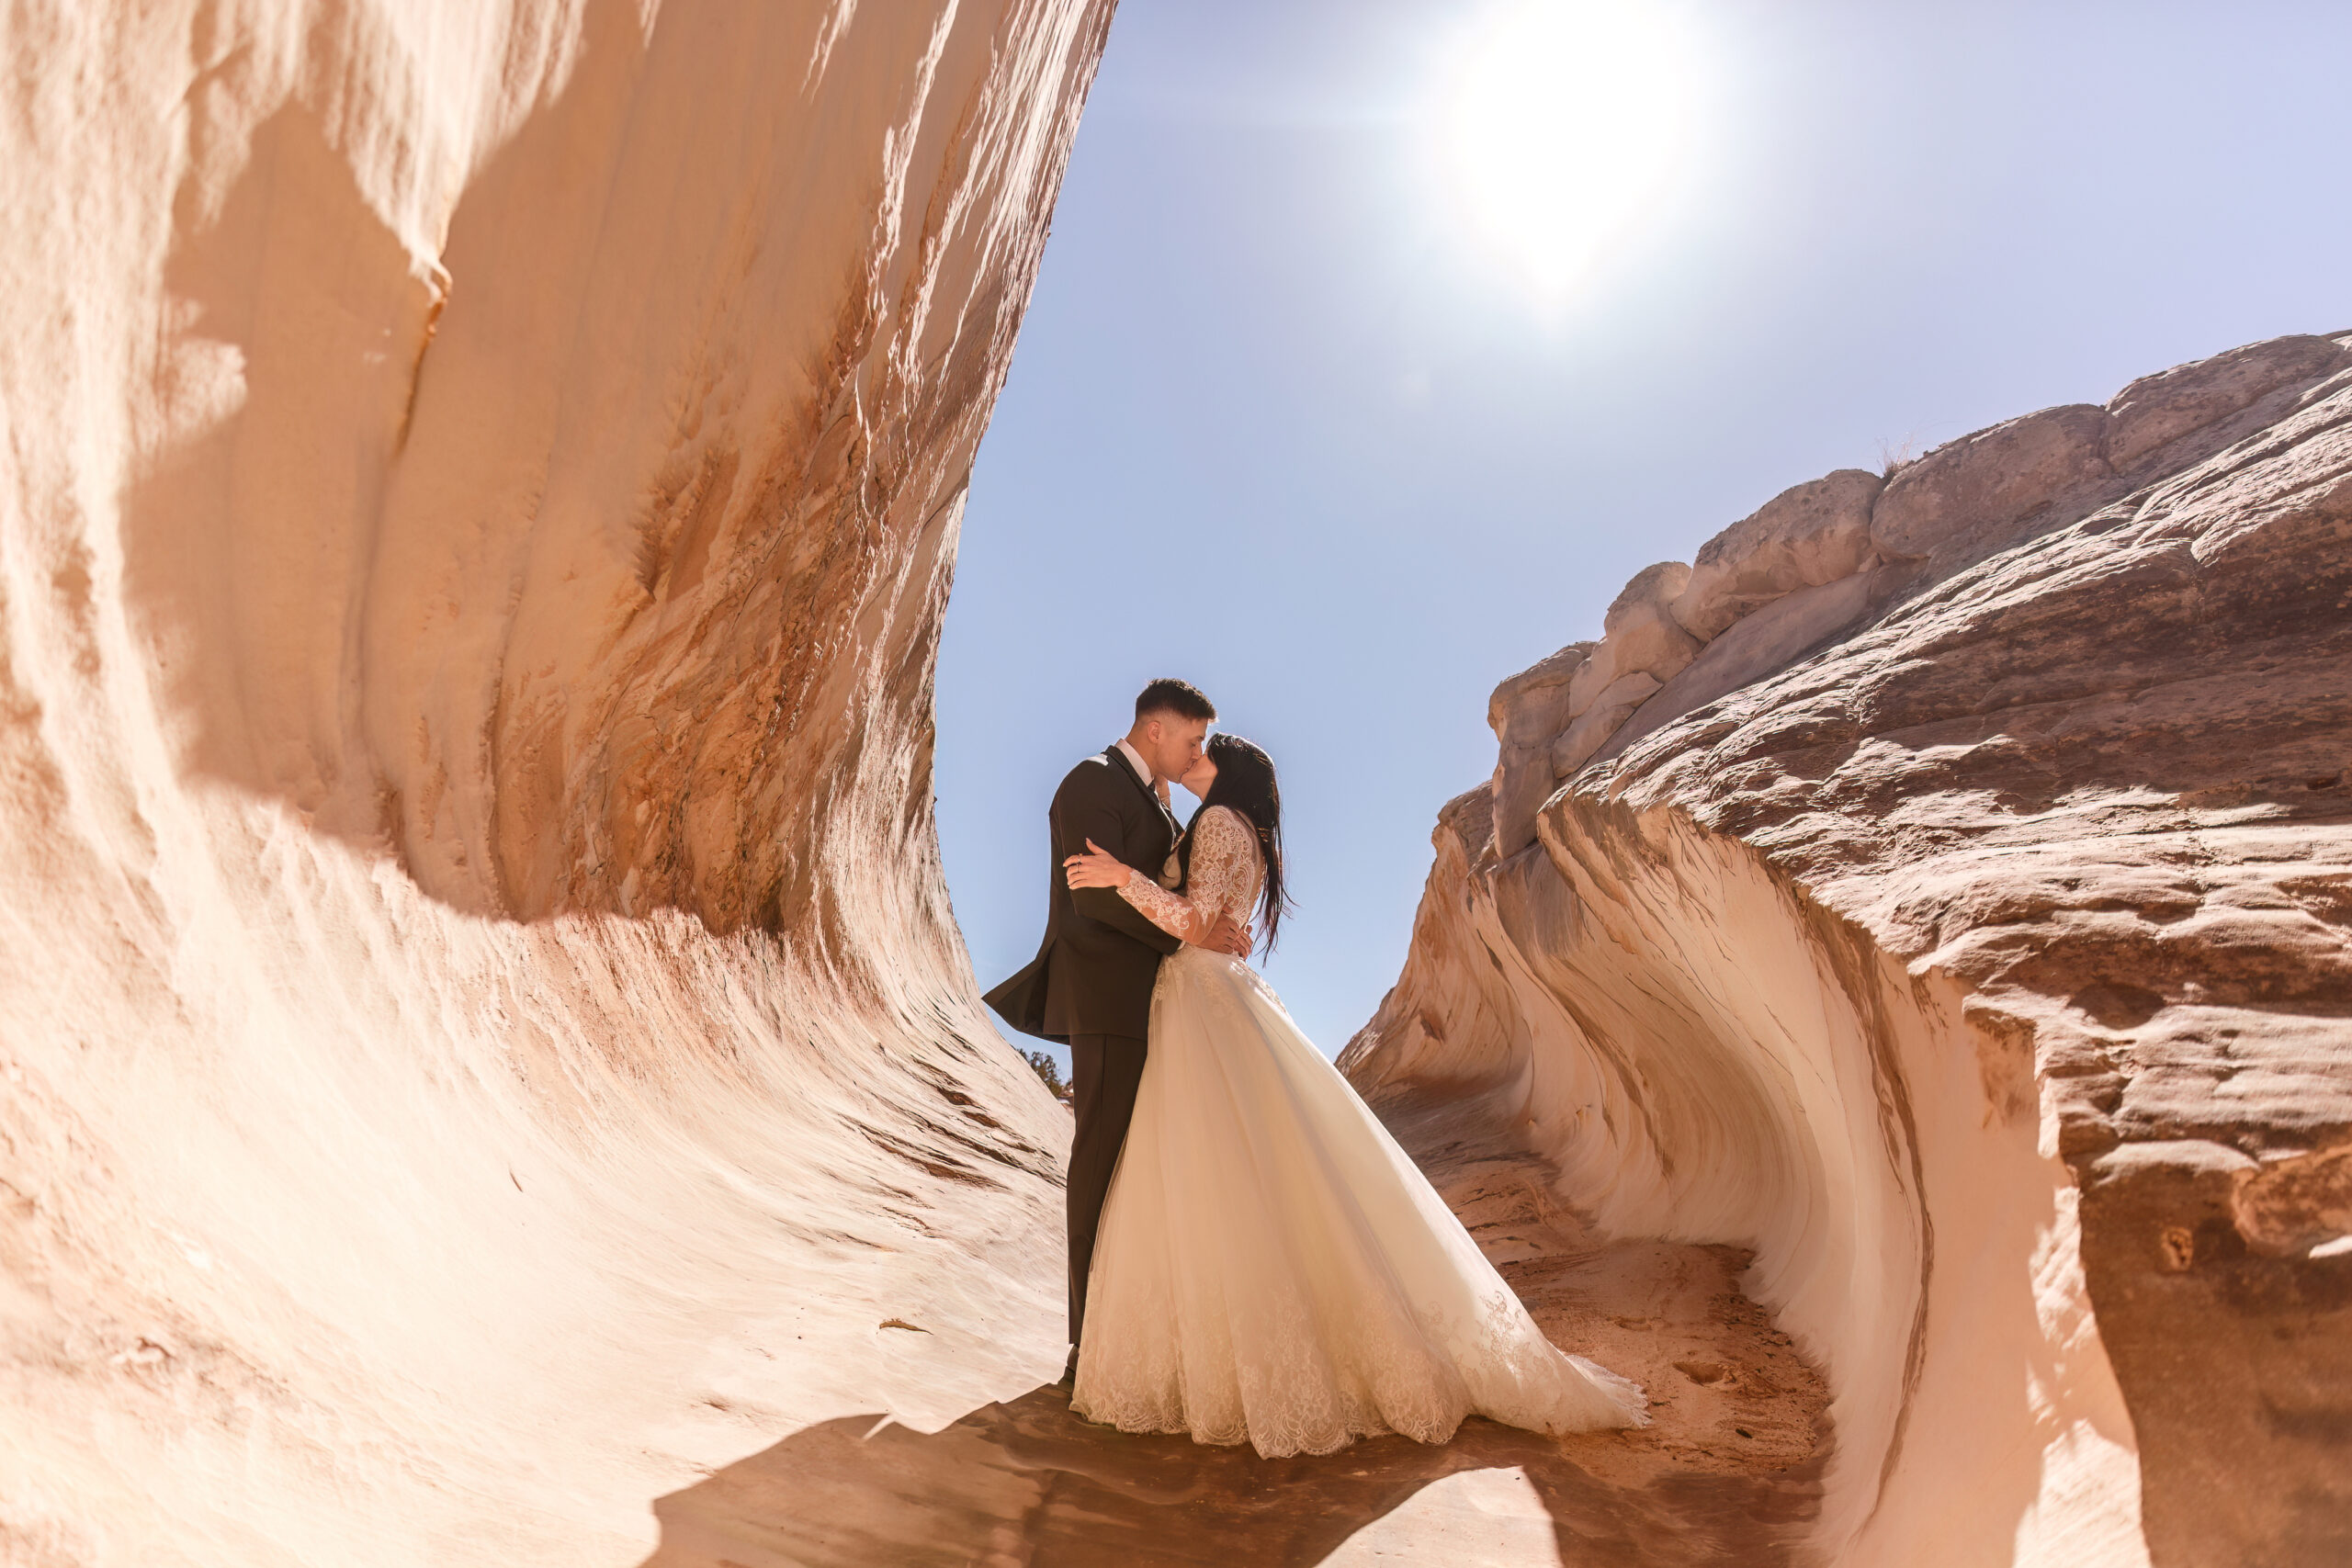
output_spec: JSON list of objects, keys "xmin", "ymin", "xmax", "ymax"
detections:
[{"xmin": 1070, "ymin": 946, "xmax": 1646, "ymax": 1458}]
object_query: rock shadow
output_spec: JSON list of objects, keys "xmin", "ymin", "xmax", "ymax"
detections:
[
  {"xmin": 637, "ymin": 1382, "xmax": 1822, "ymax": 1568},
  {"xmin": 117, "ymin": 1, "xmax": 661, "ymax": 919},
  {"xmin": 120, "ymin": 92, "xmax": 438, "ymax": 827}
]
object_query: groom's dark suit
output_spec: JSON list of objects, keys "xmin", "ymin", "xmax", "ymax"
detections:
[{"xmin": 983, "ymin": 746, "xmax": 1182, "ymax": 1354}]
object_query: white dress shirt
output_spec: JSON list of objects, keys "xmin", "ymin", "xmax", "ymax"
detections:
[
  {"xmin": 1114, "ymin": 738, "xmax": 1158, "ymax": 795},
  {"xmin": 1112, "ymin": 739, "xmax": 1183, "ymax": 889}
]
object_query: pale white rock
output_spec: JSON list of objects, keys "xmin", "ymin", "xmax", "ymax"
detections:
[{"xmin": 1669, "ymin": 468, "xmax": 1884, "ymax": 640}]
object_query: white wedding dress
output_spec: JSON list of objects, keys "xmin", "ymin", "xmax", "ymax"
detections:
[{"xmin": 1070, "ymin": 805, "xmax": 1646, "ymax": 1457}]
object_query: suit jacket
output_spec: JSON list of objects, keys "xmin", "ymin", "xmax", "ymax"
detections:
[{"xmin": 984, "ymin": 747, "xmax": 1184, "ymax": 1043}]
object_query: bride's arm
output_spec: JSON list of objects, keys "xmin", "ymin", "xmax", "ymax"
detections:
[
  {"xmin": 1065, "ymin": 817, "xmax": 1253, "ymax": 954},
  {"xmin": 1064, "ymin": 840, "xmax": 1206, "ymax": 942}
]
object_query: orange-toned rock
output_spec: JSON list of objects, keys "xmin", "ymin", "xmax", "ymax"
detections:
[
  {"xmin": 1488, "ymin": 642, "xmax": 1594, "ymax": 856},
  {"xmin": 1550, "ymin": 671, "xmax": 1661, "ymax": 777},
  {"xmin": 0, "ymin": 5, "xmax": 1112, "ymax": 1565},
  {"xmin": 1868, "ymin": 401, "xmax": 2114, "ymax": 570},
  {"xmin": 2106, "ymin": 334, "xmax": 2349, "ymax": 472},
  {"xmin": 1564, "ymin": 562, "xmax": 1700, "ymax": 716},
  {"xmin": 1352, "ymin": 331, "xmax": 2352, "ymax": 1567},
  {"xmin": 1669, "ymin": 468, "xmax": 1883, "ymax": 641}
]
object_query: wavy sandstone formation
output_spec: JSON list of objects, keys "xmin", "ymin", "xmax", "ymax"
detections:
[
  {"xmin": 0, "ymin": 4, "xmax": 1110, "ymax": 1564},
  {"xmin": 1345, "ymin": 332, "xmax": 2352, "ymax": 1567},
  {"xmin": 6, "ymin": 3, "xmax": 2344, "ymax": 1563}
]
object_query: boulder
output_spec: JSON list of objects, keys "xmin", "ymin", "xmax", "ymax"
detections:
[
  {"xmin": 1487, "ymin": 643, "xmax": 1591, "ymax": 855},
  {"xmin": 1601, "ymin": 562, "xmax": 1908, "ymax": 765},
  {"xmin": 1565, "ymin": 561, "xmax": 1698, "ymax": 716},
  {"xmin": 1670, "ymin": 468, "xmax": 1884, "ymax": 640},
  {"xmin": 2107, "ymin": 333, "xmax": 2351, "ymax": 472},
  {"xmin": 1869, "ymin": 402, "xmax": 2114, "ymax": 569},
  {"xmin": 1549, "ymin": 671, "xmax": 1660, "ymax": 778},
  {"xmin": 1487, "ymin": 642, "xmax": 1590, "ymax": 744}
]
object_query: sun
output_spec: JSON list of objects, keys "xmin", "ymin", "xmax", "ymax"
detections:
[{"xmin": 1434, "ymin": 0, "xmax": 1704, "ymax": 306}]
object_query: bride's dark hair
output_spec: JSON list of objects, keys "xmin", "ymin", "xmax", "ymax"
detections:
[{"xmin": 1179, "ymin": 732, "xmax": 1293, "ymax": 953}]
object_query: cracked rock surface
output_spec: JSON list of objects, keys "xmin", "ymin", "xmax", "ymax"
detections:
[{"xmin": 1350, "ymin": 331, "xmax": 2352, "ymax": 1567}]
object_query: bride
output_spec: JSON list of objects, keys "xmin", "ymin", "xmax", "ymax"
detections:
[{"xmin": 1059, "ymin": 732, "xmax": 1646, "ymax": 1458}]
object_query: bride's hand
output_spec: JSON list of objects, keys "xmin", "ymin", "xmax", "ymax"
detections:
[
  {"xmin": 1064, "ymin": 838, "xmax": 1131, "ymax": 890},
  {"xmin": 1196, "ymin": 912, "xmax": 1253, "ymax": 959}
]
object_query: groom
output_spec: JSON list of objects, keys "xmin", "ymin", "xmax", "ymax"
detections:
[{"xmin": 984, "ymin": 678, "xmax": 1250, "ymax": 1382}]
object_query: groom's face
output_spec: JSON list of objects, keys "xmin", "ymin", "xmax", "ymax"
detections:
[{"xmin": 1138, "ymin": 715, "xmax": 1209, "ymax": 784}]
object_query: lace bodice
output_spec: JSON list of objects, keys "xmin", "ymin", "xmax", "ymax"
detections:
[{"xmin": 1118, "ymin": 805, "xmax": 1262, "ymax": 947}]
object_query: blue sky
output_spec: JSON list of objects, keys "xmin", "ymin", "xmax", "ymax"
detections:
[{"xmin": 936, "ymin": 0, "xmax": 2352, "ymax": 1065}]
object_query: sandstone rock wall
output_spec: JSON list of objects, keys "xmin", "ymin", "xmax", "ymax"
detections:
[
  {"xmin": 1347, "ymin": 333, "xmax": 2352, "ymax": 1567},
  {"xmin": 0, "ymin": 4, "xmax": 1112, "ymax": 1564}
]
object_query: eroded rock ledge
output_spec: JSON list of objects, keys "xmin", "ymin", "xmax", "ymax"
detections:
[{"xmin": 1346, "ymin": 333, "xmax": 2352, "ymax": 1568}]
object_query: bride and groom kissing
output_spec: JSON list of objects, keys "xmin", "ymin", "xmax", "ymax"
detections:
[{"xmin": 985, "ymin": 678, "xmax": 1646, "ymax": 1458}]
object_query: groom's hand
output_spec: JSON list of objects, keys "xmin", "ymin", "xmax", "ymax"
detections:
[
  {"xmin": 1064, "ymin": 839, "xmax": 1130, "ymax": 890},
  {"xmin": 1204, "ymin": 913, "xmax": 1253, "ymax": 958}
]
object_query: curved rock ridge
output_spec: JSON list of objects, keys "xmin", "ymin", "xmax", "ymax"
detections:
[
  {"xmin": 1347, "ymin": 332, "xmax": 2352, "ymax": 1566},
  {"xmin": 0, "ymin": 5, "xmax": 1111, "ymax": 1565}
]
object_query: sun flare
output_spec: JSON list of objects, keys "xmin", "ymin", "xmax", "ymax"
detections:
[{"xmin": 1435, "ymin": 0, "xmax": 1703, "ymax": 305}]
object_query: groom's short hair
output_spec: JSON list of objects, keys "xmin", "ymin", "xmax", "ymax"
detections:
[{"xmin": 1136, "ymin": 678, "xmax": 1216, "ymax": 724}]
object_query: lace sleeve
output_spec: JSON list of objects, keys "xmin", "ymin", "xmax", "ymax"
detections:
[
  {"xmin": 1118, "ymin": 868, "xmax": 1204, "ymax": 943},
  {"xmin": 1116, "ymin": 807, "xmax": 1261, "ymax": 945}
]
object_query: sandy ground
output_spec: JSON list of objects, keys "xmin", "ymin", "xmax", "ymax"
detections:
[{"xmin": 638, "ymin": 1096, "xmax": 1831, "ymax": 1568}]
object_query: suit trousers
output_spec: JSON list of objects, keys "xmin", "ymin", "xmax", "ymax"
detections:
[{"xmin": 1065, "ymin": 1032, "xmax": 1148, "ymax": 1356}]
